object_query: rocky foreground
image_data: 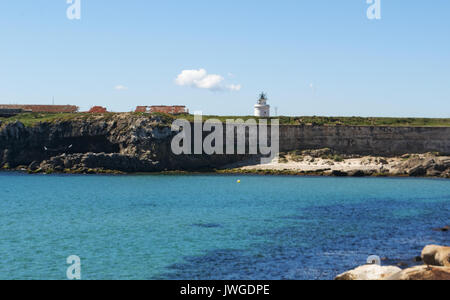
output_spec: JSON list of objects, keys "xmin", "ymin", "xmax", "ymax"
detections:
[{"xmin": 336, "ymin": 245, "xmax": 450, "ymax": 280}]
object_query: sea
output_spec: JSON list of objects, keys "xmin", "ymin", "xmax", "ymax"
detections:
[{"xmin": 0, "ymin": 172, "xmax": 448, "ymax": 280}]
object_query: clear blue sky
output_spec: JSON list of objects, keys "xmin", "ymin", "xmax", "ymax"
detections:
[{"xmin": 0, "ymin": 0, "xmax": 449, "ymax": 117}]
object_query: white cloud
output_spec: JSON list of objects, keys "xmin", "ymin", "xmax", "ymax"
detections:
[
  {"xmin": 176, "ymin": 69, "xmax": 207, "ymax": 86},
  {"xmin": 195, "ymin": 74, "xmax": 224, "ymax": 90},
  {"xmin": 175, "ymin": 69, "xmax": 241, "ymax": 92},
  {"xmin": 114, "ymin": 85, "xmax": 128, "ymax": 91},
  {"xmin": 228, "ymin": 84, "xmax": 242, "ymax": 91}
]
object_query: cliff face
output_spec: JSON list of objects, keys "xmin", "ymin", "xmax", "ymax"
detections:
[{"xmin": 0, "ymin": 114, "xmax": 249, "ymax": 173}]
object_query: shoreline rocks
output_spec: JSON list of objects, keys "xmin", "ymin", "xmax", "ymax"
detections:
[
  {"xmin": 335, "ymin": 265, "xmax": 402, "ymax": 281},
  {"xmin": 421, "ymin": 245, "xmax": 450, "ymax": 267},
  {"xmin": 37, "ymin": 152, "xmax": 163, "ymax": 174},
  {"xmin": 234, "ymin": 151, "xmax": 450, "ymax": 179},
  {"xmin": 336, "ymin": 245, "xmax": 450, "ymax": 280},
  {"xmin": 385, "ymin": 266, "xmax": 450, "ymax": 281}
]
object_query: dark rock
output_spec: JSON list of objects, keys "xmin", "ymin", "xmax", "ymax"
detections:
[
  {"xmin": 332, "ymin": 170, "xmax": 348, "ymax": 177},
  {"xmin": 379, "ymin": 158, "xmax": 389, "ymax": 165},
  {"xmin": 427, "ymin": 169, "xmax": 442, "ymax": 177},
  {"xmin": 414, "ymin": 256, "xmax": 423, "ymax": 263},
  {"xmin": 349, "ymin": 170, "xmax": 366, "ymax": 177},
  {"xmin": 397, "ymin": 262, "xmax": 409, "ymax": 268},
  {"xmin": 433, "ymin": 226, "xmax": 449, "ymax": 232},
  {"xmin": 434, "ymin": 165, "xmax": 448, "ymax": 172},
  {"xmin": 408, "ymin": 165, "xmax": 427, "ymax": 177},
  {"xmin": 40, "ymin": 153, "xmax": 164, "ymax": 173},
  {"xmin": 422, "ymin": 158, "xmax": 436, "ymax": 169},
  {"xmin": 434, "ymin": 158, "xmax": 450, "ymax": 171},
  {"xmin": 28, "ymin": 161, "xmax": 40, "ymax": 171},
  {"xmin": 421, "ymin": 245, "xmax": 450, "ymax": 267}
]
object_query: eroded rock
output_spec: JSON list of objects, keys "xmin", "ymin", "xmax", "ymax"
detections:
[
  {"xmin": 335, "ymin": 265, "xmax": 402, "ymax": 280},
  {"xmin": 39, "ymin": 152, "xmax": 163, "ymax": 173},
  {"xmin": 421, "ymin": 245, "xmax": 450, "ymax": 267},
  {"xmin": 385, "ymin": 265, "xmax": 450, "ymax": 280}
]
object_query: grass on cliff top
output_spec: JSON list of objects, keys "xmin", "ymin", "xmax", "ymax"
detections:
[
  {"xmin": 177, "ymin": 114, "xmax": 450, "ymax": 127},
  {"xmin": 0, "ymin": 113, "xmax": 80, "ymax": 127},
  {"xmin": 0, "ymin": 112, "xmax": 121, "ymax": 127},
  {"xmin": 1, "ymin": 112, "xmax": 450, "ymax": 127}
]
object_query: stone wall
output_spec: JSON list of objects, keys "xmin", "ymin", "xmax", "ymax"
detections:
[{"xmin": 279, "ymin": 125, "xmax": 450, "ymax": 156}]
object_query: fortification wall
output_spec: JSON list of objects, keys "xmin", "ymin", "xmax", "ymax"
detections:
[
  {"xmin": 188, "ymin": 122, "xmax": 450, "ymax": 157},
  {"xmin": 279, "ymin": 125, "xmax": 450, "ymax": 156}
]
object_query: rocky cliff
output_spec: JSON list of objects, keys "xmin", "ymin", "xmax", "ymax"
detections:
[
  {"xmin": 1, "ymin": 113, "xmax": 449, "ymax": 175},
  {"xmin": 0, "ymin": 114, "xmax": 249, "ymax": 173}
]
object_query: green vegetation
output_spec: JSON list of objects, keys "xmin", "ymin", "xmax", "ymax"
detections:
[
  {"xmin": 1, "ymin": 112, "xmax": 450, "ymax": 127},
  {"xmin": 0, "ymin": 112, "xmax": 120, "ymax": 127},
  {"xmin": 0, "ymin": 112, "xmax": 87, "ymax": 127},
  {"xmin": 332, "ymin": 155, "xmax": 344, "ymax": 162},
  {"xmin": 155, "ymin": 114, "xmax": 450, "ymax": 127},
  {"xmin": 289, "ymin": 116, "xmax": 450, "ymax": 127}
]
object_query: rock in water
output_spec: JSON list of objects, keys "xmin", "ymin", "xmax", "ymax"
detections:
[
  {"xmin": 432, "ymin": 226, "xmax": 449, "ymax": 232},
  {"xmin": 385, "ymin": 266, "xmax": 450, "ymax": 280},
  {"xmin": 421, "ymin": 245, "xmax": 450, "ymax": 267},
  {"xmin": 335, "ymin": 265, "xmax": 402, "ymax": 280}
]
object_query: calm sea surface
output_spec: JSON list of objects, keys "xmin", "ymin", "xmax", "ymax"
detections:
[{"xmin": 0, "ymin": 173, "xmax": 448, "ymax": 280}]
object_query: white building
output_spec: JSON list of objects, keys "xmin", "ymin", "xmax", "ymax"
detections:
[{"xmin": 254, "ymin": 93, "xmax": 270, "ymax": 117}]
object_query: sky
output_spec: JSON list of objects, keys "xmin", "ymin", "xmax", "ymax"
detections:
[{"xmin": 0, "ymin": 0, "xmax": 449, "ymax": 117}]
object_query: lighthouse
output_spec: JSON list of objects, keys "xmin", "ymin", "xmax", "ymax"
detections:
[{"xmin": 254, "ymin": 93, "xmax": 270, "ymax": 117}]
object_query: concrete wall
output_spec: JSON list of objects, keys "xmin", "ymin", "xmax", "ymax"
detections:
[{"xmin": 279, "ymin": 125, "xmax": 450, "ymax": 156}]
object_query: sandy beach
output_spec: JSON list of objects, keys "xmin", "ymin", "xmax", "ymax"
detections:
[{"xmin": 231, "ymin": 149, "xmax": 450, "ymax": 178}]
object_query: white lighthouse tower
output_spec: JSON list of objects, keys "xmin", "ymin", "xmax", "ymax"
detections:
[{"xmin": 254, "ymin": 92, "xmax": 270, "ymax": 117}]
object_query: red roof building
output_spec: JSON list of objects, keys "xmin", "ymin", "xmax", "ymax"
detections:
[
  {"xmin": 0, "ymin": 104, "xmax": 78, "ymax": 113},
  {"xmin": 135, "ymin": 105, "xmax": 188, "ymax": 114},
  {"xmin": 88, "ymin": 106, "xmax": 108, "ymax": 113},
  {"xmin": 135, "ymin": 106, "xmax": 148, "ymax": 113}
]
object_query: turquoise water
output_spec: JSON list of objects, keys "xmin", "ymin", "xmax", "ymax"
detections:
[{"xmin": 0, "ymin": 173, "xmax": 448, "ymax": 280}]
